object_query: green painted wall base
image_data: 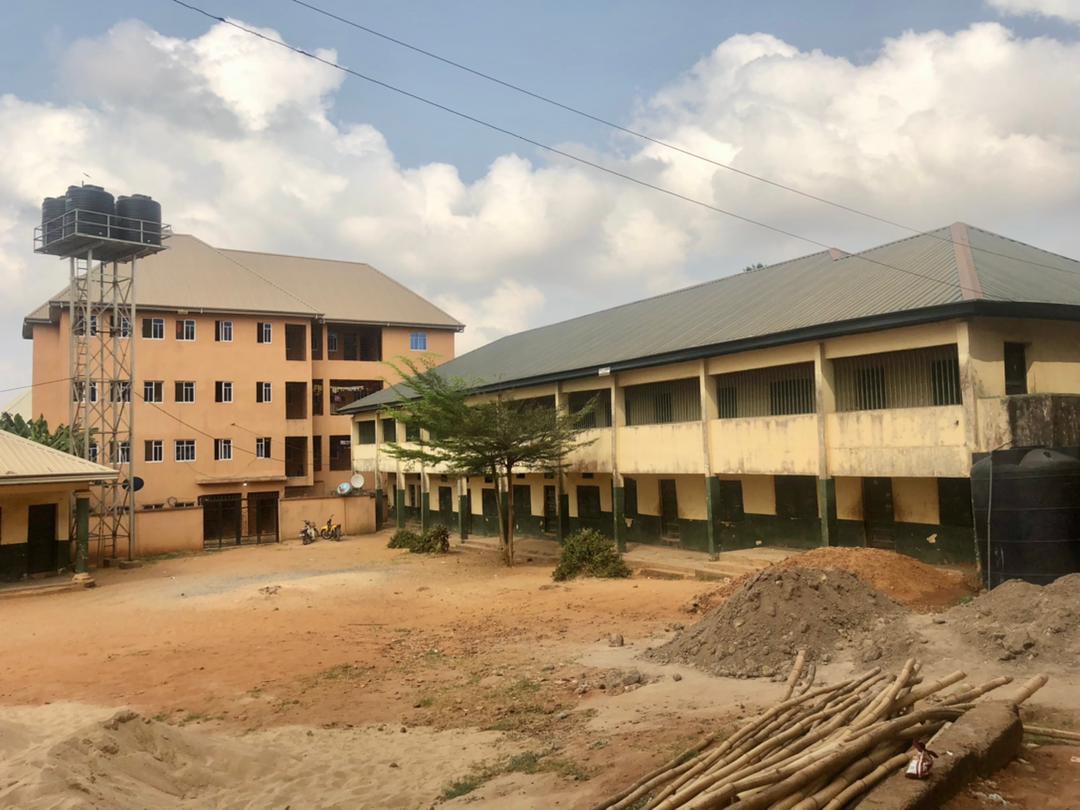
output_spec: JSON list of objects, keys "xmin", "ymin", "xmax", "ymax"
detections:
[
  {"xmin": 833, "ymin": 519, "xmax": 975, "ymax": 564},
  {"xmin": 374, "ymin": 489, "xmax": 385, "ymax": 531},
  {"xmin": 704, "ymin": 476, "xmax": 722, "ymax": 557},
  {"xmin": 395, "ymin": 489, "xmax": 406, "ymax": 529},
  {"xmin": 558, "ymin": 493, "xmax": 570, "ymax": 544},
  {"xmin": 420, "ymin": 500, "xmax": 431, "ymax": 532},
  {"xmin": 613, "ymin": 485, "xmax": 627, "ymax": 552},
  {"xmin": 458, "ymin": 495, "xmax": 469, "ymax": 539},
  {"xmin": 75, "ymin": 496, "xmax": 90, "ymax": 575}
]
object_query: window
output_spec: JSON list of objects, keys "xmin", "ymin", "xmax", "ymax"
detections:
[
  {"xmin": 256, "ymin": 381, "xmax": 272, "ymax": 403},
  {"xmin": 938, "ymin": 478, "xmax": 974, "ymax": 527},
  {"xmin": 410, "ymin": 332, "xmax": 428, "ymax": 351},
  {"xmin": 256, "ymin": 437, "xmax": 271, "ymax": 459},
  {"xmin": 577, "ymin": 485, "xmax": 602, "ymax": 518},
  {"xmin": 405, "ymin": 423, "xmax": 421, "ymax": 442},
  {"xmin": 214, "ymin": 320, "xmax": 233, "ymax": 342},
  {"xmin": 142, "ymin": 317, "xmax": 164, "ymax": 340},
  {"xmin": 176, "ymin": 319, "xmax": 196, "ymax": 341},
  {"xmin": 116, "ymin": 315, "xmax": 131, "ymax": 338},
  {"xmin": 214, "ymin": 438, "xmax": 232, "ymax": 461},
  {"xmin": 329, "ymin": 435, "xmax": 351, "ymax": 471},
  {"xmin": 175, "ymin": 439, "xmax": 196, "ymax": 462},
  {"xmin": 175, "ymin": 381, "xmax": 195, "ymax": 403},
  {"xmin": 624, "ymin": 378, "xmax": 701, "ymax": 425},
  {"xmin": 285, "ymin": 324, "xmax": 306, "ymax": 361},
  {"xmin": 73, "ymin": 381, "xmax": 98, "ymax": 403},
  {"xmin": 311, "ymin": 326, "xmax": 322, "ymax": 360},
  {"xmin": 568, "ymin": 390, "xmax": 613, "ymax": 429},
  {"xmin": 1004, "ymin": 342, "xmax": 1028, "ymax": 395},
  {"xmin": 257, "ymin": 322, "xmax": 272, "ymax": 343},
  {"xmin": 775, "ymin": 476, "xmax": 818, "ymax": 520},
  {"xmin": 88, "ymin": 442, "xmax": 99, "ymax": 463},
  {"xmin": 717, "ymin": 385, "xmax": 738, "ymax": 419},
  {"xmin": 854, "ymin": 367, "xmax": 887, "ymax": 410},
  {"xmin": 285, "ymin": 436, "xmax": 307, "ymax": 477},
  {"xmin": 312, "ymin": 435, "xmax": 322, "ymax": 471},
  {"xmin": 110, "ymin": 380, "xmax": 131, "ymax": 403},
  {"xmin": 143, "ymin": 380, "xmax": 163, "ymax": 403},
  {"xmin": 382, "ymin": 418, "xmax": 397, "ymax": 443},
  {"xmin": 312, "ymin": 379, "xmax": 324, "ymax": 416},
  {"xmin": 144, "ymin": 440, "xmax": 163, "ymax": 463},
  {"xmin": 285, "ymin": 382, "xmax": 307, "ymax": 419},
  {"xmin": 215, "ymin": 381, "xmax": 233, "ymax": 403},
  {"xmin": 357, "ymin": 421, "xmax": 377, "ymax": 445},
  {"xmin": 75, "ymin": 313, "xmax": 98, "ymax": 336},
  {"xmin": 327, "ymin": 332, "xmax": 338, "ymax": 353},
  {"xmin": 834, "ymin": 345, "xmax": 961, "ymax": 411},
  {"xmin": 112, "ymin": 441, "xmax": 131, "ymax": 464}
]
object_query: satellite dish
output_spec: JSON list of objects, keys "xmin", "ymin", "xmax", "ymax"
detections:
[
  {"xmin": 122, "ymin": 476, "xmax": 144, "ymax": 492},
  {"xmin": 336, "ymin": 481, "xmax": 353, "ymax": 496},
  {"xmin": 350, "ymin": 473, "xmax": 365, "ymax": 490}
]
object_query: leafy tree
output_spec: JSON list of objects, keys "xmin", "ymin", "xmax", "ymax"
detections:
[
  {"xmin": 1, "ymin": 412, "xmax": 73, "ymax": 451},
  {"xmin": 380, "ymin": 358, "xmax": 595, "ymax": 566}
]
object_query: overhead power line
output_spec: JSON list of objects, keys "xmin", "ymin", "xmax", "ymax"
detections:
[
  {"xmin": 286, "ymin": 0, "xmax": 1080, "ymax": 282},
  {"xmin": 165, "ymin": 0, "xmax": 1015, "ymax": 302}
]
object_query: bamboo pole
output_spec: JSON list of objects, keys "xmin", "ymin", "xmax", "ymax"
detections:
[
  {"xmin": 1025, "ymin": 725, "xmax": 1080, "ymax": 743},
  {"xmin": 783, "ymin": 649, "xmax": 808, "ymax": 701},
  {"xmin": 819, "ymin": 753, "xmax": 910, "ymax": 810},
  {"xmin": 1009, "ymin": 674, "xmax": 1048, "ymax": 706}
]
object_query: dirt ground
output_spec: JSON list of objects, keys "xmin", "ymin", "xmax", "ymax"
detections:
[{"xmin": 1, "ymin": 532, "xmax": 1077, "ymax": 808}]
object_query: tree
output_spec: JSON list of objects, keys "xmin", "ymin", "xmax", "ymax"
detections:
[
  {"xmin": 380, "ymin": 358, "xmax": 595, "ymax": 566},
  {"xmin": 0, "ymin": 412, "xmax": 75, "ymax": 452}
]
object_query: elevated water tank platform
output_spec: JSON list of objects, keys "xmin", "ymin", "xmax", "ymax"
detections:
[{"xmin": 35, "ymin": 209, "xmax": 171, "ymax": 262}]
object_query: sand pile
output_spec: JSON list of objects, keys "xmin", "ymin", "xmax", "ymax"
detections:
[
  {"xmin": 946, "ymin": 573, "xmax": 1080, "ymax": 666},
  {"xmin": 686, "ymin": 547, "xmax": 973, "ymax": 614},
  {"xmin": 650, "ymin": 568, "xmax": 902, "ymax": 678}
]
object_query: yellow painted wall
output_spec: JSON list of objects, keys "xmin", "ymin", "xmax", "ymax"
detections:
[
  {"xmin": 616, "ymin": 362, "xmax": 699, "ymax": 388},
  {"xmin": 716, "ymin": 474, "xmax": 777, "ymax": 515},
  {"xmin": 566, "ymin": 428, "xmax": 613, "ymax": 471},
  {"xmin": 566, "ymin": 473, "xmax": 613, "ymax": 517},
  {"xmin": 706, "ymin": 343, "xmax": 815, "ymax": 376},
  {"xmin": 0, "ymin": 485, "xmax": 73, "ymax": 546},
  {"xmin": 892, "ymin": 477, "xmax": 940, "ymax": 525},
  {"xmin": 135, "ymin": 507, "xmax": 203, "ymax": 556},
  {"xmin": 616, "ymin": 423, "xmax": 704, "ymax": 474},
  {"xmin": 709, "ymin": 416, "xmax": 818, "ymax": 475},
  {"xmin": 824, "ymin": 321, "xmax": 959, "ymax": 360},
  {"xmin": 827, "ymin": 406, "xmax": 969, "ymax": 477},
  {"xmin": 968, "ymin": 317, "xmax": 1080, "ymax": 398},
  {"xmin": 835, "ymin": 477, "xmax": 863, "ymax": 521},
  {"xmin": 279, "ymin": 494, "xmax": 374, "ymax": 536}
]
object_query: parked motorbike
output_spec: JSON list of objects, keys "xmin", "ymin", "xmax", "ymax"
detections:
[
  {"xmin": 299, "ymin": 519, "xmax": 318, "ymax": 545},
  {"xmin": 320, "ymin": 515, "xmax": 343, "ymax": 541}
]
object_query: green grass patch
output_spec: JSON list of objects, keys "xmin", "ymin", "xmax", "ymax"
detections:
[{"xmin": 438, "ymin": 747, "xmax": 591, "ymax": 799}]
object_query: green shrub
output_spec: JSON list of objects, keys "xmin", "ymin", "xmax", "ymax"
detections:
[
  {"xmin": 388, "ymin": 529, "xmax": 421, "ymax": 550},
  {"xmin": 552, "ymin": 529, "xmax": 630, "ymax": 581},
  {"xmin": 412, "ymin": 524, "xmax": 450, "ymax": 554}
]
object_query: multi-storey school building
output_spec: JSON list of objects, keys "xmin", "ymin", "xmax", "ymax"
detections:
[
  {"xmin": 346, "ymin": 224, "xmax": 1080, "ymax": 564},
  {"xmin": 23, "ymin": 234, "xmax": 461, "ymax": 551}
]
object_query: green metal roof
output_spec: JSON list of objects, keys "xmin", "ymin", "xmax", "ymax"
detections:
[{"xmin": 344, "ymin": 223, "xmax": 1080, "ymax": 414}]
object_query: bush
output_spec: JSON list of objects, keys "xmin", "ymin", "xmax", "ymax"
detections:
[
  {"xmin": 552, "ymin": 529, "xmax": 631, "ymax": 581},
  {"xmin": 413, "ymin": 524, "xmax": 451, "ymax": 554},
  {"xmin": 388, "ymin": 529, "xmax": 421, "ymax": 550}
]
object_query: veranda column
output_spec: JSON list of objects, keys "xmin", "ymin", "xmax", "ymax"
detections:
[
  {"xmin": 699, "ymin": 359, "xmax": 721, "ymax": 560},
  {"xmin": 457, "ymin": 476, "xmax": 469, "ymax": 541},
  {"xmin": 373, "ymin": 414, "xmax": 384, "ymax": 531},
  {"xmin": 610, "ymin": 377, "xmax": 627, "ymax": 552},
  {"xmin": 554, "ymin": 383, "xmax": 570, "ymax": 544},
  {"xmin": 814, "ymin": 342, "xmax": 838, "ymax": 546},
  {"xmin": 72, "ymin": 492, "xmax": 93, "ymax": 585}
]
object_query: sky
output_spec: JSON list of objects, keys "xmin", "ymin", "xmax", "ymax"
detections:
[{"xmin": 2, "ymin": 0, "xmax": 1080, "ymax": 406}]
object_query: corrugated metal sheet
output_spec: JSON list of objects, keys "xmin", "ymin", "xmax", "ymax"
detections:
[
  {"xmin": 348, "ymin": 222, "xmax": 1080, "ymax": 411},
  {"xmin": 23, "ymin": 234, "xmax": 463, "ymax": 335},
  {"xmin": 0, "ymin": 431, "xmax": 118, "ymax": 483}
]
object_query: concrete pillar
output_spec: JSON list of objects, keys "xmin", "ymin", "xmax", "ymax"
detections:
[
  {"xmin": 72, "ymin": 492, "xmax": 93, "ymax": 585},
  {"xmin": 699, "ymin": 359, "xmax": 720, "ymax": 559},
  {"xmin": 458, "ymin": 476, "xmax": 469, "ymax": 541},
  {"xmin": 610, "ymin": 378, "xmax": 626, "ymax": 552},
  {"xmin": 554, "ymin": 383, "xmax": 570, "ymax": 544},
  {"xmin": 956, "ymin": 321, "xmax": 981, "ymax": 454},
  {"xmin": 814, "ymin": 342, "xmax": 837, "ymax": 546},
  {"xmin": 373, "ymin": 414, "xmax": 384, "ymax": 531},
  {"xmin": 420, "ymin": 467, "xmax": 431, "ymax": 532}
]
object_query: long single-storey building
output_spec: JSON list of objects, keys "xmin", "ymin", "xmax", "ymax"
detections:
[{"xmin": 343, "ymin": 223, "xmax": 1080, "ymax": 564}]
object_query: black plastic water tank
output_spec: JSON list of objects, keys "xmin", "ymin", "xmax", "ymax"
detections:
[
  {"xmin": 64, "ymin": 184, "xmax": 115, "ymax": 238},
  {"xmin": 40, "ymin": 196, "xmax": 67, "ymax": 245},
  {"xmin": 971, "ymin": 447, "xmax": 1080, "ymax": 588},
  {"xmin": 116, "ymin": 193, "xmax": 162, "ymax": 245}
]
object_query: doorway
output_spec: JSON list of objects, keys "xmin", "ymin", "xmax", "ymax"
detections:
[
  {"xmin": 543, "ymin": 485, "xmax": 558, "ymax": 534},
  {"xmin": 27, "ymin": 503, "xmax": 58, "ymax": 574},
  {"xmin": 862, "ymin": 477, "xmax": 895, "ymax": 549},
  {"xmin": 659, "ymin": 479, "xmax": 679, "ymax": 540}
]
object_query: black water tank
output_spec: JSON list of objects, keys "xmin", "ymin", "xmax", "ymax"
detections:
[
  {"xmin": 40, "ymin": 196, "xmax": 67, "ymax": 245},
  {"xmin": 971, "ymin": 447, "xmax": 1080, "ymax": 588},
  {"xmin": 116, "ymin": 193, "xmax": 162, "ymax": 245},
  {"xmin": 64, "ymin": 184, "xmax": 115, "ymax": 238}
]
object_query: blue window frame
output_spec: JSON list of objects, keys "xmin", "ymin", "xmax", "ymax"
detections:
[{"xmin": 409, "ymin": 332, "xmax": 428, "ymax": 351}]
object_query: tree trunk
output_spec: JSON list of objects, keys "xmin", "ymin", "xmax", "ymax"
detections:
[{"xmin": 502, "ymin": 462, "xmax": 516, "ymax": 566}]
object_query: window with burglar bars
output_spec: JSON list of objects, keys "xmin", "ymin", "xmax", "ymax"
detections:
[
  {"xmin": 833, "ymin": 344, "xmax": 962, "ymax": 412},
  {"xmin": 715, "ymin": 362, "xmax": 815, "ymax": 418},
  {"xmin": 568, "ymin": 389, "xmax": 612, "ymax": 428},
  {"xmin": 624, "ymin": 378, "xmax": 701, "ymax": 426}
]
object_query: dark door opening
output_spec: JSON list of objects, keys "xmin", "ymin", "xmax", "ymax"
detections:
[
  {"xmin": 202, "ymin": 494, "xmax": 242, "ymax": 546},
  {"xmin": 27, "ymin": 503, "xmax": 58, "ymax": 574},
  {"xmin": 438, "ymin": 486, "xmax": 453, "ymax": 518},
  {"xmin": 543, "ymin": 485, "xmax": 557, "ymax": 533},
  {"xmin": 659, "ymin": 479, "xmax": 679, "ymax": 539},
  {"xmin": 863, "ymin": 477, "xmax": 895, "ymax": 549},
  {"xmin": 248, "ymin": 491, "xmax": 279, "ymax": 543}
]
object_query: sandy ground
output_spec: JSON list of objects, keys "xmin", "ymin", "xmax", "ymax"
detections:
[{"xmin": 1, "ymin": 532, "xmax": 1077, "ymax": 808}]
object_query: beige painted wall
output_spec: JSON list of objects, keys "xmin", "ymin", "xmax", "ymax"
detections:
[
  {"xmin": 826, "ymin": 406, "xmax": 969, "ymax": 477},
  {"xmin": 824, "ymin": 321, "xmax": 959, "ymax": 360},
  {"xmin": 716, "ymin": 474, "xmax": 777, "ymax": 516},
  {"xmin": 135, "ymin": 507, "xmax": 203, "ymax": 556},
  {"xmin": 279, "ymin": 494, "xmax": 375, "ymax": 536},
  {"xmin": 0, "ymin": 484, "xmax": 73, "ymax": 546},
  {"xmin": 892, "ymin": 477, "xmax": 940, "ymax": 525},
  {"xmin": 709, "ymin": 416, "xmax": 818, "ymax": 475},
  {"xmin": 616, "ymin": 423, "xmax": 703, "ymax": 474},
  {"xmin": 967, "ymin": 317, "xmax": 1080, "ymax": 398},
  {"xmin": 566, "ymin": 429, "xmax": 613, "ymax": 471},
  {"xmin": 835, "ymin": 477, "xmax": 863, "ymax": 521}
]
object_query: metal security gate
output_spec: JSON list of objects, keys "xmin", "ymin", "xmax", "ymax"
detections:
[{"xmin": 200, "ymin": 492, "xmax": 280, "ymax": 549}]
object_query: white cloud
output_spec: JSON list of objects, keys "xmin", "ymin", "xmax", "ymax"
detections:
[
  {"xmin": 987, "ymin": 0, "xmax": 1080, "ymax": 23},
  {"xmin": 2, "ymin": 17, "xmax": 1080, "ymax": 391}
]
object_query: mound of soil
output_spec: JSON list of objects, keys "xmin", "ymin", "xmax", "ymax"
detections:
[
  {"xmin": 945, "ymin": 573, "xmax": 1080, "ymax": 667},
  {"xmin": 650, "ymin": 567, "xmax": 903, "ymax": 678},
  {"xmin": 686, "ymin": 547, "xmax": 973, "ymax": 615}
]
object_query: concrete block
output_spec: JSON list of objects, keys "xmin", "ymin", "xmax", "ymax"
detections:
[{"xmin": 856, "ymin": 701, "xmax": 1022, "ymax": 810}]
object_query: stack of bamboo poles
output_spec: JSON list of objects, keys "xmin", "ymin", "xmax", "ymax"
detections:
[{"xmin": 595, "ymin": 655, "xmax": 1047, "ymax": 810}]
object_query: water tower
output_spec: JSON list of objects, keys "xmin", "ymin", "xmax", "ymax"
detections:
[{"xmin": 35, "ymin": 186, "xmax": 170, "ymax": 563}]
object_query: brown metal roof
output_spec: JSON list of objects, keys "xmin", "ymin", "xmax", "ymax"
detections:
[
  {"xmin": 0, "ymin": 431, "xmax": 118, "ymax": 486},
  {"xmin": 23, "ymin": 234, "xmax": 463, "ymax": 337}
]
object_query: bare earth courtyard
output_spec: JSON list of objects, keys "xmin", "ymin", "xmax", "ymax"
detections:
[{"xmin": 1, "ymin": 532, "xmax": 1078, "ymax": 809}]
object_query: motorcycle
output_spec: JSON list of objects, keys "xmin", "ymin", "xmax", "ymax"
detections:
[
  {"xmin": 299, "ymin": 519, "xmax": 318, "ymax": 545},
  {"xmin": 320, "ymin": 515, "xmax": 343, "ymax": 541}
]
